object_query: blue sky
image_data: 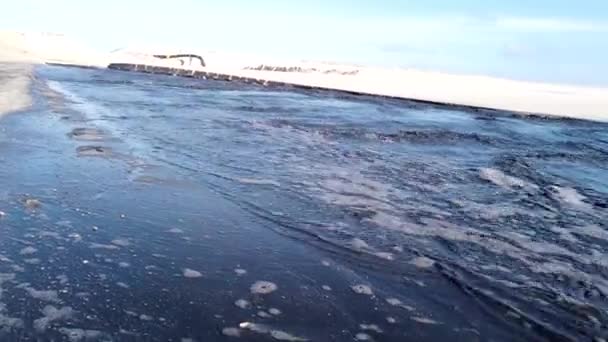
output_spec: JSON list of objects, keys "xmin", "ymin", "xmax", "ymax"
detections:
[{"xmin": 3, "ymin": 0, "xmax": 608, "ymax": 85}]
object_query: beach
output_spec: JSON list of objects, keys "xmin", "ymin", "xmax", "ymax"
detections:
[
  {"xmin": 0, "ymin": 63, "xmax": 32, "ymax": 117},
  {"xmin": 0, "ymin": 31, "xmax": 607, "ymax": 341}
]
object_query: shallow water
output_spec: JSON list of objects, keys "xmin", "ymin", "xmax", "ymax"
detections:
[{"xmin": 0, "ymin": 65, "xmax": 607, "ymax": 341}]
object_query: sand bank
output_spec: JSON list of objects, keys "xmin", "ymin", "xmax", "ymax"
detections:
[
  {"xmin": 0, "ymin": 31, "xmax": 107, "ymax": 117},
  {"xmin": 2, "ymin": 32, "xmax": 607, "ymax": 121},
  {"xmin": 0, "ymin": 31, "xmax": 108, "ymax": 67},
  {"xmin": 0, "ymin": 63, "xmax": 33, "ymax": 117},
  {"xmin": 108, "ymin": 48, "xmax": 608, "ymax": 122}
]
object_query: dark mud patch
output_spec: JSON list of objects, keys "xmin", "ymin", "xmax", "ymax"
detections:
[
  {"xmin": 68, "ymin": 128, "xmax": 106, "ymax": 141},
  {"xmin": 76, "ymin": 145, "xmax": 112, "ymax": 157}
]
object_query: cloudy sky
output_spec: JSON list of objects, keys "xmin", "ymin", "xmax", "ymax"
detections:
[{"xmin": 2, "ymin": 0, "xmax": 608, "ymax": 85}]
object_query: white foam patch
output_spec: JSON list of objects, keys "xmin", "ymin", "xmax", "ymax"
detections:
[
  {"xmin": 351, "ymin": 284, "xmax": 373, "ymax": 296},
  {"xmin": 239, "ymin": 322, "xmax": 270, "ymax": 334},
  {"xmin": 411, "ymin": 257, "xmax": 435, "ymax": 269},
  {"xmin": 373, "ymin": 252, "xmax": 395, "ymax": 261},
  {"xmin": 25, "ymin": 288, "xmax": 60, "ymax": 303},
  {"xmin": 0, "ymin": 303, "xmax": 24, "ymax": 330},
  {"xmin": 268, "ymin": 308, "xmax": 281, "ymax": 316},
  {"xmin": 116, "ymin": 282, "xmax": 130, "ymax": 289},
  {"xmin": 257, "ymin": 311, "xmax": 271, "ymax": 318},
  {"xmin": 270, "ymin": 330, "xmax": 308, "ymax": 341},
  {"xmin": 56, "ymin": 275, "xmax": 69, "ymax": 285},
  {"xmin": 118, "ymin": 262, "xmax": 131, "ymax": 268},
  {"xmin": 355, "ymin": 332, "xmax": 372, "ymax": 341},
  {"xmin": 183, "ymin": 269, "xmax": 203, "ymax": 278},
  {"xmin": 0, "ymin": 273, "xmax": 15, "ymax": 286},
  {"xmin": 322, "ymin": 285, "xmax": 332, "ymax": 291},
  {"xmin": 19, "ymin": 246, "xmax": 37, "ymax": 255},
  {"xmin": 235, "ymin": 268, "xmax": 247, "ymax": 276},
  {"xmin": 235, "ymin": 299, "xmax": 251, "ymax": 309},
  {"xmin": 251, "ymin": 281, "xmax": 278, "ymax": 295},
  {"xmin": 350, "ymin": 238, "xmax": 370, "ymax": 250},
  {"xmin": 68, "ymin": 233, "xmax": 82, "ymax": 242},
  {"xmin": 386, "ymin": 298, "xmax": 414, "ymax": 311},
  {"xmin": 576, "ymin": 225, "xmax": 608, "ymax": 242},
  {"xmin": 479, "ymin": 168, "xmax": 533, "ymax": 190},
  {"xmin": 236, "ymin": 178, "xmax": 281, "ymax": 187},
  {"xmin": 59, "ymin": 328, "xmax": 103, "ymax": 342},
  {"xmin": 411, "ymin": 317, "xmax": 440, "ymax": 325},
  {"xmin": 222, "ymin": 327, "xmax": 241, "ymax": 337},
  {"xmin": 239, "ymin": 322, "xmax": 307, "ymax": 340},
  {"xmin": 33, "ymin": 305, "xmax": 73, "ymax": 332},
  {"xmin": 549, "ymin": 227, "xmax": 579, "ymax": 243},
  {"xmin": 111, "ymin": 239, "xmax": 131, "ymax": 247},
  {"xmin": 24, "ymin": 258, "xmax": 40, "ymax": 265},
  {"xmin": 359, "ymin": 324, "xmax": 383, "ymax": 333},
  {"xmin": 90, "ymin": 243, "xmax": 119, "ymax": 250},
  {"xmin": 11, "ymin": 265, "xmax": 24, "ymax": 273},
  {"xmin": 39, "ymin": 231, "xmax": 61, "ymax": 239},
  {"xmin": 168, "ymin": 228, "xmax": 184, "ymax": 234},
  {"xmin": 549, "ymin": 186, "xmax": 591, "ymax": 210},
  {"xmin": 124, "ymin": 310, "xmax": 138, "ymax": 317}
]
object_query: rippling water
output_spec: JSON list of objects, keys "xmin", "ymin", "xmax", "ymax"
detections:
[{"xmin": 0, "ymin": 65, "xmax": 607, "ymax": 341}]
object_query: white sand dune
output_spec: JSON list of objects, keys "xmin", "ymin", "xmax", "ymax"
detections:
[
  {"xmin": 2, "ymin": 31, "xmax": 608, "ymax": 121},
  {"xmin": 0, "ymin": 31, "xmax": 107, "ymax": 116},
  {"xmin": 0, "ymin": 31, "xmax": 108, "ymax": 66}
]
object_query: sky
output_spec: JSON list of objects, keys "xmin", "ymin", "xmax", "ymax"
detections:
[{"xmin": 2, "ymin": 0, "xmax": 608, "ymax": 85}]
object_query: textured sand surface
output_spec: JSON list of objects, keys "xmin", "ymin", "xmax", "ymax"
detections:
[{"xmin": 0, "ymin": 63, "xmax": 32, "ymax": 117}]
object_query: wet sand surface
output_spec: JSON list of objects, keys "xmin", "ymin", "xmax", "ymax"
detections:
[{"xmin": 0, "ymin": 65, "xmax": 607, "ymax": 341}]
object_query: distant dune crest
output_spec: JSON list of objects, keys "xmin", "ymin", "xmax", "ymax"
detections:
[
  {"xmin": 1, "ymin": 30, "xmax": 608, "ymax": 121},
  {"xmin": 244, "ymin": 64, "xmax": 359, "ymax": 76}
]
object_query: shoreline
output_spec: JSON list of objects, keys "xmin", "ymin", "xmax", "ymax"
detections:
[
  {"xmin": 106, "ymin": 48, "xmax": 608, "ymax": 122},
  {"xmin": 2, "ymin": 30, "xmax": 607, "ymax": 122},
  {"xmin": 106, "ymin": 62, "xmax": 606, "ymax": 123}
]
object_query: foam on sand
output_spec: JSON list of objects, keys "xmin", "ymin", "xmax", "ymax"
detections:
[
  {"xmin": 183, "ymin": 268, "xmax": 203, "ymax": 278},
  {"xmin": 479, "ymin": 168, "xmax": 533, "ymax": 190},
  {"xmin": 351, "ymin": 284, "xmax": 374, "ymax": 296},
  {"xmin": 250, "ymin": 281, "xmax": 278, "ymax": 295},
  {"xmin": 33, "ymin": 305, "xmax": 73, "ymax": 332}
]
